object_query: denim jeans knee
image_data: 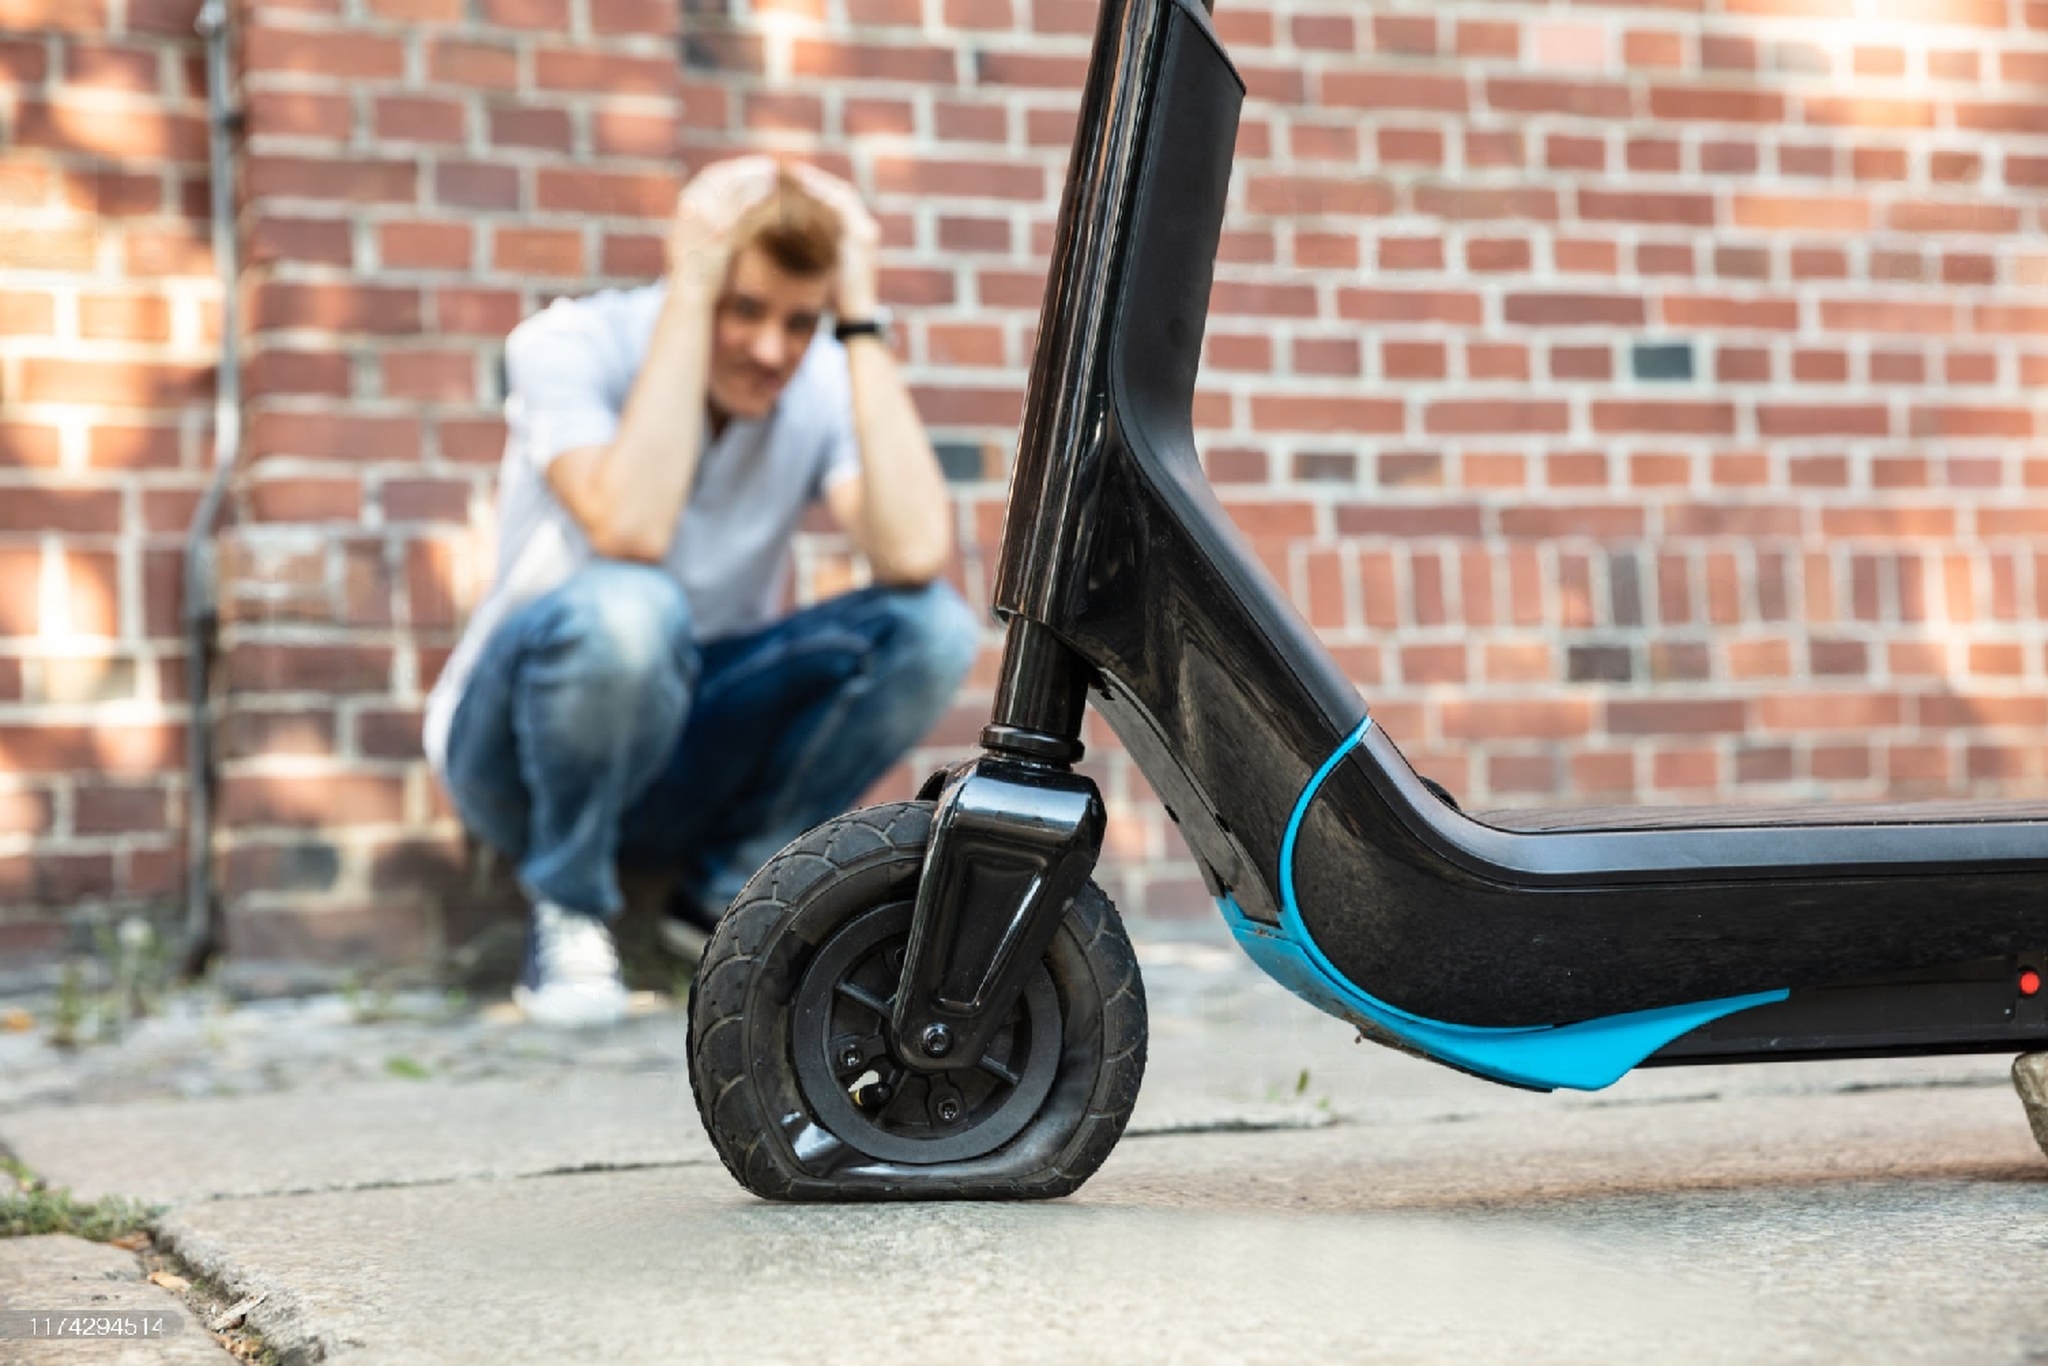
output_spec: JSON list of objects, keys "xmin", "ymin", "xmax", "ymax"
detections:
[
  {"xmin": 873, "ymin": 579, "xmax": 981, "ymax": 702},
  {"xmin": 538, "ymin": 561, "xmax": 697, "ymax": 699},
  {"xmin": 441, "ymin": 559, "xmax": 701, "ymax": 920}
]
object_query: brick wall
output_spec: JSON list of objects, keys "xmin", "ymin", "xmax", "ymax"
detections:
[
  {"xmin": 6, "ymin": 0, "xmax": 2048, "ymax": 975},
  {"xmin": 0, "ymin": 0, "xmax": 212, "ymax": 970}
]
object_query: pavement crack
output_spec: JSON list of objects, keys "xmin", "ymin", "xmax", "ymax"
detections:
[
  {"xmin": 1832, "ymin": 1076, "xmax": 2008, "ymax": 1096},
  {"xmin": 1127, "ymin": 1116, "xmax": 1342, "ymax": 1139},
  {"xmin": 173, "ymin": 1156, "xmax": 721, "ymax": 1205}
]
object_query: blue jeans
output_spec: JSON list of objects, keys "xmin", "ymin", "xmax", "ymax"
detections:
[{"xmin": 441, "ymin": 561, "xmax": 981, "ymax": 921}]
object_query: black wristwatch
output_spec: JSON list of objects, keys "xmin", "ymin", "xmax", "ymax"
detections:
[{"xmin": 834, "ymin": 311, "xmax": 891, "ymax": 344}]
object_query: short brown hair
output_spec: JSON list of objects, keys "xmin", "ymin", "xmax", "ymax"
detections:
[{"xmin": 735, "ymin": 171, "xmax": 840, "ymax": 278}]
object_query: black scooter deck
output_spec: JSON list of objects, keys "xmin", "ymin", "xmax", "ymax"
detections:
[{"xmin": 1486, "ymin": 798, "xmax": 2048, "ymax": 833}]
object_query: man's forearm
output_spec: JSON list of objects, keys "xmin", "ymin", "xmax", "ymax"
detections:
[
  {"xmin": 847, "ymin": 338, "xmax": 953, "ymax": 584},
  {"xmin": 558, "ymin": 277, "xmax": 714, "ymax": 562}
]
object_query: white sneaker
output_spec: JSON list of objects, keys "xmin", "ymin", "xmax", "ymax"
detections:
[{"xmin": 512, "ymin": 900, "xmax": 628, "ymax": 1028}]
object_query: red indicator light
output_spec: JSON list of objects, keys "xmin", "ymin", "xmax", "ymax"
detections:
[{"xmin": 2022, "ymin": 969, "xmax": 2043, "ymax": 998}]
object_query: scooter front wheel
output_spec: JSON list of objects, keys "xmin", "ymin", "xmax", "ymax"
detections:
[{"xmin": 686, "ymin": 801, "xmax": 1147, "ymax": 1201}]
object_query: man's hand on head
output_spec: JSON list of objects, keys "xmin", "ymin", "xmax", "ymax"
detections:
[
  {"xmin": 667, "ymin": 155, "xmax": 781, "ymax": 295},
  {"xmin": 786, "ymin": 162, "xmax": 883, "ymax": 321}
]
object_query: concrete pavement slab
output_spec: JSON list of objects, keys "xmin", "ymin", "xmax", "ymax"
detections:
[
  {"xmin": 0, "ymin": 1236, "xmax": 232, "ymax": 1365},
  {"xmin": 2, "ymin": 931, "xmax": 2025, "ymax": 1208},
  {"xmin": 6, "ymin": 922, "xmax": 2046, "ymax": 1364},
  {"xmin": 0, "ymin": 1070, "xmax": 716, "ymax": 1206},
  {"xmin": 148, "ymin": 1081, "xmax": 2048, "ymax": 1366}
]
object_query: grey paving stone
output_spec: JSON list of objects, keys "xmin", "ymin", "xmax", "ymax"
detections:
[
  {"xmin": 1, "ymin": 1069, "xmax": 714, "ymax": 1205},
  {"xmin": 0, "ymin": 1236, "xmax": 233, "ymax": 1365},
  {"xmin": 149, "ymin": 1083, "xmax": 2048, "ymax": 1366}
]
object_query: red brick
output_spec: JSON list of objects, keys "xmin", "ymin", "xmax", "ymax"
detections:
[
  {"xmin": 253, "ymin": 281, "xmax": 423, "ymax": 334},
  {"xmin": 1425, "ymin": 401, "xmax": 1569, "ymax": 436},
  {"xmin": 374, "ymin": 95, "xmax": 468, "ymax": 145},
  {"xmin": 18, "ymin": 358, "xmax": 210, "ymax": 408},
  {"xmin": 1732, "ymin": 194, "xmax": 1869, "ymax": 232},
  {"xmin": 1648, "ymin": 85, "xmax": 1784, "ymax": 122},
  {"xmin": 1504, "ymin": 293, "xmax": 1645, "ymax": 327},
  {"xmin": 589, "ymin": 0, "xmax": 672, "ymax": 31},
  {"xmin": 1274, "ymin": 13, "xmax": 1345, "ymax": 51},
  {"xmin": 492, "ymin": 228, "xmax": 584, "ymax": 276},
  {"xmin": 1294, "ymin": 338, "xmax": 1361, "ymax": 377},
  {"xmin": 1501, "ymin": 506, "xmax": 1645, "ymax": 538},
  {"xmin": 0, "ymin": 724, "xmax": 180, "ymax": 775},
  {"xmin": 534, "ymin": 47, "xmax": 678, "ymax": 95},
  {"xmin": 61, "ymin": 40, "xmax": 159, "ymax": 93},
  {"xmin": 1459, "ymin": 20, "xmax": 1520, "ymax": 59},
  {"xmin": 1377, "ymin": 238, "xmax": 1446, "ymax": 271},
  {"xmin": 381, "ymin": 478, "xmax": 472, "ymax": 522},
  {"xmin": 1337, "ymin": 504, "xmax": 1484, "ymax": 538},
  {"xmin": 1442, "ymin": 701, "xmax": 1593, "ymax": 741},
  {"xmin": 1323, "ymin": 69, "xmax": 1468, "ymax": 112},
  {"xmin": 1662, "ymin": 295, "xmax": 1799, "ymax": 329},
  {"xmin": 1576, "ymin": 189, "xmax": 1713, "ymax": 227},
  {"xmin": 244, "ymin": 215, "xmax": 349, "ymax": 268},
  {"xmin": 1912, "ymin": 406, "xmax": 2033, "ymax": 439},
  {"xmin": 1802, "ymin": 95, "xmax": 1936, "ymax": 128},
  {"xmin": 222, "ymin": 774, "xmax": 405, "ymax": 827},
  {"xmin": 0, "ymin": 0, "xmax": 107, "ymax": 29},
  {"xmin": 248, "ymin": 412, "xmax": 422, "ymax": 462},
  {"xmin": 1247, "ymin": 175, "xmax": 1395, "ymax": 217},
  {"xmin": 244, "ymin": 26, "xmax": 403, "ymax": 80},
  {"xmin": 1467, "ymin": 343, "xmax": 1530, "ymax": 380},
  {"xmin": 428, "ymin": 38, "xmax": 519, "ymax": 88},
  {"xmin": 1489, "ymin": 78, "xmax": 1633, "ymax": 118},
  {"xmin": 246, "ymin": 155, "xmax": 416, "ymax": 204},
  {"xmin": 247, "ymin": 477, "xmax": 363, "ymax": 523},
  {"xmin": 83, "ymin": 423, "xmax": 180, "ymax": 470},
  {"xmin": 241, "ymin": 351, "xmax": 350, "ymax": 400},
  {"xmin": 1761, "ymin": 695, "xmax": 1904, "ymax": 731},
  {"xmin": 14, "ymin": 98, "xmax": 207, "ymax": 164},
  {"xmin": 796, "ymin": 39, "xmax": 956, "ymax": 83},
  {"xmin": 1592, "ymin": 402, "xmax": 1739, "ymax": 435},
  {"xmin": 481, "ymin": 0, "xmax": 567, "ymax": 27},
  {"xmin": 380, "ymin": 351, "xmax": 479, "ymax": 404},
  {"xmin": 1251, "ymin": 397, "xmax": 1405, "ymax": 435},
  {"xmin": 872, "ymin": 157, "xmax": 1042, "ymax": 201},
  {"xmin": 1339, "ymin": 289, "xmax": 1482, "ymax": 325},
  {"xmin": 433, "ymin": 416, "xmax": 508, "ymax": 464},
  {"xmin": 1819, "ymin": 300, "xmax": 1956, "ymax": 333}
]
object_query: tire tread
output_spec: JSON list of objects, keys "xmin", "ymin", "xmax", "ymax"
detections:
[{"xmin": 685, "ymin": 802, "xmax": 1146, "ymax": 1202}]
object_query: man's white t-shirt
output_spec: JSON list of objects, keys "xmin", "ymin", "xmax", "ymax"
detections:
[{"xmin": 421, "ymin": 281, "xmax": 863, "ymax": 775}]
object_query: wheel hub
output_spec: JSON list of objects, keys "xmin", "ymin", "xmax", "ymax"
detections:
[{"xmin": 791, "ymin": 901, "xmax": 1063, "ymax": 1164}]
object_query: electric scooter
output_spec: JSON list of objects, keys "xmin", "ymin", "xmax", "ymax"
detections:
[{"xmin": 686, "ymin": 0, "xmax": 2048, "ymax": 1200}]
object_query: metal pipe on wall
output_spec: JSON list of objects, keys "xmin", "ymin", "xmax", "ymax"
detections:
[{"xmin": 180, "ymin": 0, "xmax": 243, "ymax": 975}]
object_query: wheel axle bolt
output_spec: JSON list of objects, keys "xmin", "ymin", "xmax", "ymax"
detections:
[
  {"xmin": 839, "ymin": 1046, "xmax": 862, "ymax": 1071},
  {"xmin": 921, "ymin": 1024, "xmax": 954, "ymax": 1058},
  {"xmin": 937, "ymin": 1098, "xmax": 962, "ymax": 1124}
]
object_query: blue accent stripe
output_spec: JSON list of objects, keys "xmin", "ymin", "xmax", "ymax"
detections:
[{"xmin": 1221, "ymin": 715, "xmax": 1788, "ymax": 1092}]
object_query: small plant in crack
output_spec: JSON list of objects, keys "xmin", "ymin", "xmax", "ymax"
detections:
[
  {"xmin": 45, "ymin": 915, "xmax": 176, "ymax": 1049},
  {"xmin": 0, "ymin": 1157, "xmax": 158, "ymax": 1242}
]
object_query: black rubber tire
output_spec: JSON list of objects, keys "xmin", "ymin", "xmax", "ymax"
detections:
[{"xmin": 686, "ymin": 801, "xmax": 1147, "ymax": 1201}]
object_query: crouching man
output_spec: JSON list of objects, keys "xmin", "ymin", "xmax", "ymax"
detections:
[{"xmin": 422, "ymin": 156, "xmax": 979, "ymax": 1026}]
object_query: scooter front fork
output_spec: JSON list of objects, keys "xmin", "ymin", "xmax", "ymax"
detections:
[{"xmin": 891, "ymin": 618, "xmax": 1105, "ymax": 1076}]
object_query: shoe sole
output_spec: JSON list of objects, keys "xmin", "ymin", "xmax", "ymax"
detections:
[{"xmin": 513, "ymin": 984, "xmax": 627, "ymax": 1028}]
